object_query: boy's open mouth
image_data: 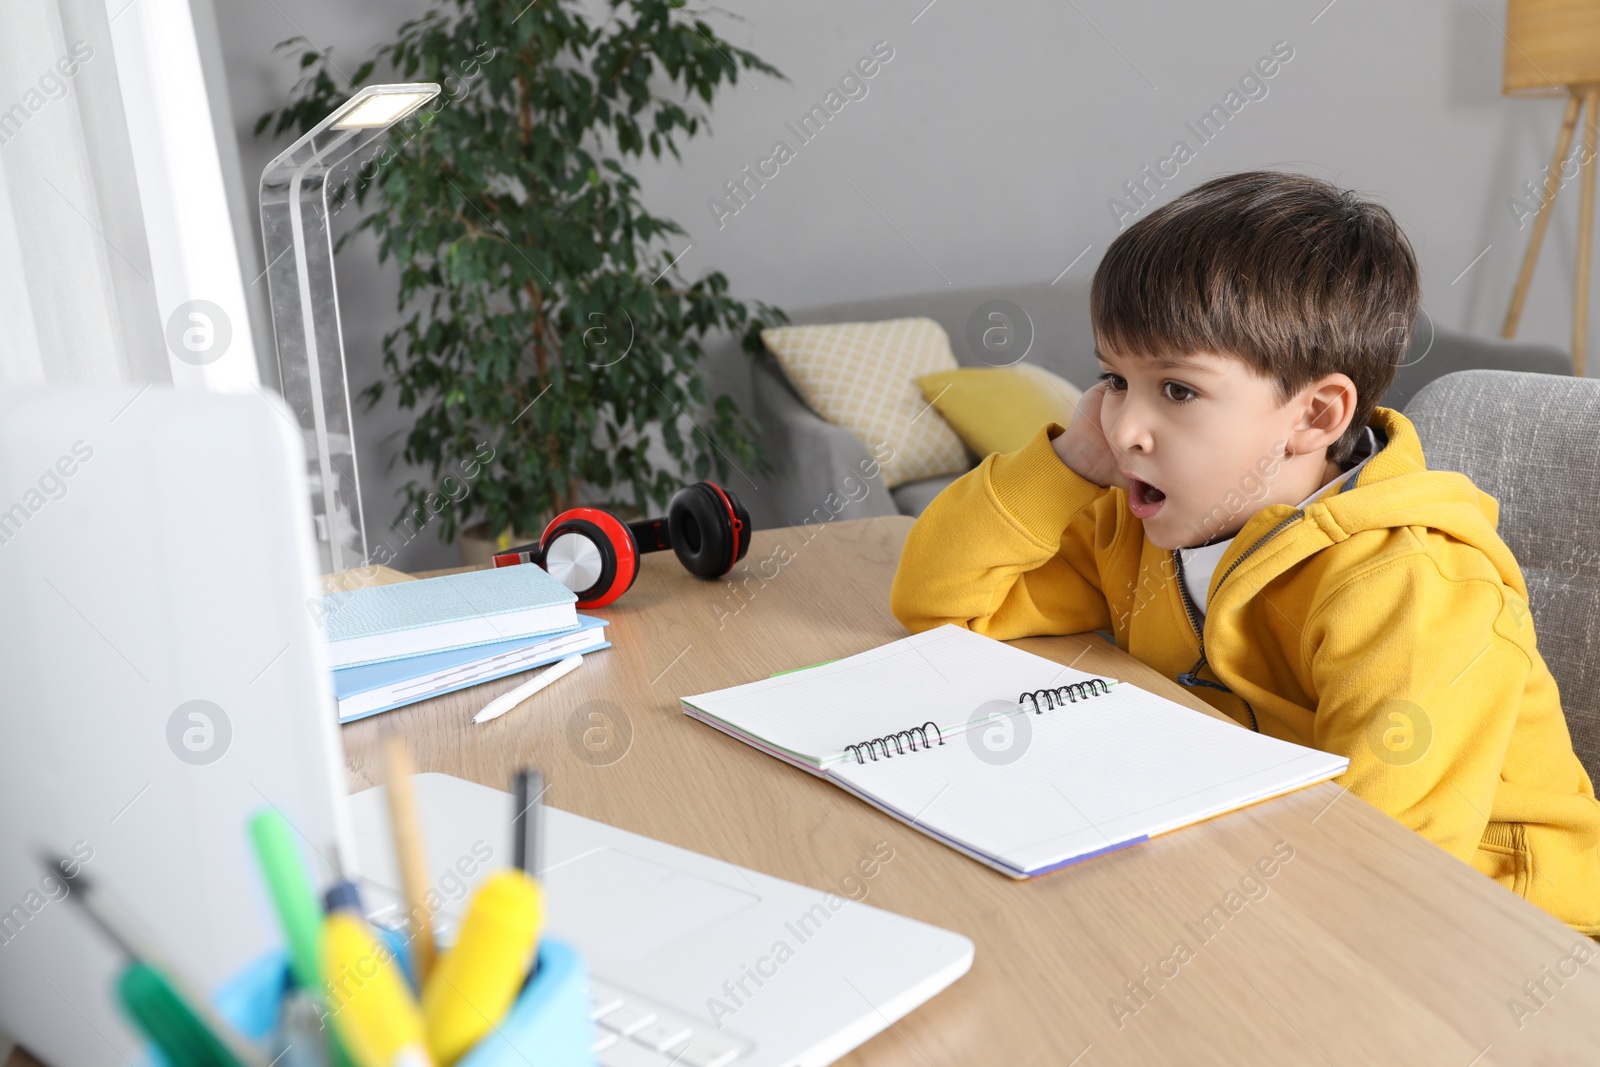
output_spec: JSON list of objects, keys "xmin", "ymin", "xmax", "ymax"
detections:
[{"xmin": 1127, "ymin": 477, "xmax": 1167, "ymax": 519}]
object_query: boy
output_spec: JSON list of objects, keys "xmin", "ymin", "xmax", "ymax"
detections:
[{"xmin": 890, "ymin": 170, "xmax": 1600, "ymax": 934}]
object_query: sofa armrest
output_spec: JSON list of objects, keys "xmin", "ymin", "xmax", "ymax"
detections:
[{"xmin": 748, "ymin": 358, "xmax": 901, "ymax": 529}]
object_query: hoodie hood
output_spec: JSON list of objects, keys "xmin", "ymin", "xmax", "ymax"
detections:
[{"xmin": 1219, "ymin": 406, "xmax": 1528, "ymax": 600}]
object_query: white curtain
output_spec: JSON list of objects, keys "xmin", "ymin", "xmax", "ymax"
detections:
[{"xmin": 0, "ymin": 0, "xmax": 170, "ymax": 385}]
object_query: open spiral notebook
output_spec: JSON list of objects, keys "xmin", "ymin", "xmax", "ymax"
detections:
[{"xmin": 681, "ymin": 624, "xmax": 1348, "ymax": 878}]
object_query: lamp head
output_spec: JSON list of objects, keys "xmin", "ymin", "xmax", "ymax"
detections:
[{"xmin": 330, "ymin": 86, "xmax": 439, "ymax": 130}]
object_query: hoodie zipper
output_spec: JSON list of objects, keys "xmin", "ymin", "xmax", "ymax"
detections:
[{"xmin": 1171, "ymin": 510, "xmax": 1304, "ymax": 733}]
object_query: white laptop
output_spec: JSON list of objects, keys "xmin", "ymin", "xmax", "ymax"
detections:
[
  {"xmin": 350, "ymin": 774, "xmax": 973, "ymax": 1067},
  {"xmin": 0, "ymin": 385, "xmax": 356, "ymax": 1067},
  {"xmin": 0, "ymin": 385, "xmax": 972, "ymax": 1067}
]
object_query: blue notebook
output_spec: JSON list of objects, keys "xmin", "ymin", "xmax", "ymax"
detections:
[
  {"xmin": 321, "ymin": 566, "xmax": 579, "ymax": 669},
  {"xmin": 333, "ymin": 615, "xmax": 611, "ymax": 723}
]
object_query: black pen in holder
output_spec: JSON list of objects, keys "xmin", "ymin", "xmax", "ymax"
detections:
[{"xmin": 512, "ymin": 769, "xmax": 544, "ymax": 882}]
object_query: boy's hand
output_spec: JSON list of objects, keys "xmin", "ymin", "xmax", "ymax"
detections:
[{"xmin": 1052, "ymin": 382, "xmax": 1130, "ymax": 490}]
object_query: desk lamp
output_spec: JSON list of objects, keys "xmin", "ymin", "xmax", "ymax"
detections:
[{"xmin": 259, "ymin": 83, "xmax": 440, "ymax": 573}]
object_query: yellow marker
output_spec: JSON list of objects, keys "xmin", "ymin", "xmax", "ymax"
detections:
[
  {"xmin": 322, "ymin": 912, "xmax": 434, "ymax": 1067},
  {"xmin": 422, "ymin": 870, "xmax": 543, "ymax": 1066}
]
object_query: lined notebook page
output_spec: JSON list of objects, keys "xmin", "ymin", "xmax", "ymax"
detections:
[
  {"xmin": 680, "ymin": 624, "xmax": 1115, "ymax": 768},
  {"xmin": 829, "ymin": 681, "xmax": 1348, "ymax": 877}
]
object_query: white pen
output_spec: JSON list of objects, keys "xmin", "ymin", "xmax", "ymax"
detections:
[{"xmin": 472, "ymin": 653, "xmax": 585, "ymax": 724}]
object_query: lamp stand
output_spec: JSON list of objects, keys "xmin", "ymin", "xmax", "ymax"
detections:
[{"xmin": 1503, "ymin": 84, "xmax": 1600, "ymax": 377}]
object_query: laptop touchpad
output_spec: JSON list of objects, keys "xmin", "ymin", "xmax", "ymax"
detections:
[{"xmin": 544, "ymin": 847, "xmax": 762, "ymax": 961}]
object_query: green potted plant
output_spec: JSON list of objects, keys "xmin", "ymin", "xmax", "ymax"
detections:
[{"xmin": 257, "ymin": 0, "xmax": 786, "ymax": 565}]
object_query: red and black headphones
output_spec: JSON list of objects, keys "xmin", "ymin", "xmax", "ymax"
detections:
[{"xmin": 492, "ymin": 480, "xmax": 751, "ymax": 608}]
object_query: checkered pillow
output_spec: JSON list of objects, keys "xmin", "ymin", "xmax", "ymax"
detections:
[{"xmin": 760, "ymin": 318, "xmax": 969, "ymax": 489}]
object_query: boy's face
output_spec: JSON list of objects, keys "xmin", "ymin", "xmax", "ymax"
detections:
[{"xmin": 1094, "ymin": 346, "xmax": 1349, "ymax": 551}]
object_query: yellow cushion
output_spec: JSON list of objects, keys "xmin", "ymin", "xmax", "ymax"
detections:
[
  {"xmin": 760, "ymin": 318, "xmax": 969, "ymax": 488},
  {"xmin": 914, "ymin": 364, "xmax": 1084, "ymax": 457}
]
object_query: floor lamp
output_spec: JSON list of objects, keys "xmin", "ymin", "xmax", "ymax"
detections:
[{"xmin": 1502, "ymin": 0, "xmax": 1600, "ymax": 376}]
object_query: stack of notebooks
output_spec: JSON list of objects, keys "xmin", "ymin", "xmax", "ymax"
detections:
[
  {"xmin": 322, "ymin": 566, "xmax": 611, "ymax": 722},
  {"xmin": 681, "ymin": 625, "xmax": 1347, "ymax": 878}
]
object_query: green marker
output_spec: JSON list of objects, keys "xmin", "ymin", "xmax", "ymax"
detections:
[
  {"xmin": 42, "ymin": 852, "xmax": 265, "ymax": 1067},
  {"xmin": 246, "ymin": 813, "xmax": 358, "ymax": 1067},
  {"xmin": 118, "ymin": 961, "xmax": 249, "ymax": 1067},
  {"xmin": 246, "ymin": 810, "xmax": 324, "ymax": 994}
]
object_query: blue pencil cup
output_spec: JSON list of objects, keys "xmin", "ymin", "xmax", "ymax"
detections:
[
  {"xmin": 456, "ymin": 939, "xmax": 595, "ymax": 1067},
  {"xmin": 180, "ymin": 932, "xmax": 597, "ymax": 1067}
]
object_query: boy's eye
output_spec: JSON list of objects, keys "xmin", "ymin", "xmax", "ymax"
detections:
[{"xmin": 1097, "ymin": 372, "xmax": 1194, "ymax": 403}]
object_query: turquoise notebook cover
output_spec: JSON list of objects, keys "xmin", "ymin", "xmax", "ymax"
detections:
[{"xmin": 322, "ymin": 566, "xmax": 578, "ymax": 642}]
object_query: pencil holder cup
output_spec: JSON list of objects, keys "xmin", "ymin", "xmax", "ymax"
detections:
[
  {"xmin": 161, "ymin": 932, "xmax": 597, "ymax": 1067},
  {"xmin": 457, "ymin": 939, "xmax": 595, "ymax": 1067}
]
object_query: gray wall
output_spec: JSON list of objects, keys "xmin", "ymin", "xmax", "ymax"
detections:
[{"xmin": 205, "ymin": 0, "xmax": 1586, "ymax": 571}]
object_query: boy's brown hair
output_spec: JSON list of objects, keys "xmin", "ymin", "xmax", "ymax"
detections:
[{"xmin": 1090, "ymin": 170, "xmax": 1421, "ymax": 465}]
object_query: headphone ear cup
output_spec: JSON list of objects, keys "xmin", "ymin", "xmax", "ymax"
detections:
[
  {"xmin": 667, "ymin": 484, "xmax": 726, "ymax": 578},
  {"xmin": 700, "ymin": 481, "xmax": 749, "ymax": 570},
  {"xmin": 606, "ymin": 519, "xmax": 642, "ymax": 600},
  {"xmin": 538, "ymin": 509, "xmax": 639, "ymax": 608},
  {"xmin": 724, "ymin": 486, "xmax": 751, "ymax": 564}
]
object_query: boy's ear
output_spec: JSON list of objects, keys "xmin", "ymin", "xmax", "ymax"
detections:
[{"xmin": 1290, "ymin": 373, "xmax": 1357, "ymax": 455}]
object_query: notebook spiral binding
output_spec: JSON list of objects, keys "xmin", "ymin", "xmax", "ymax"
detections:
[
  {"xmin": 1019, "ymin": 677, "xmax": 1112, "ymax": 713},
  {"xmin": 841, "ymin": 678, "xmax": 1115, "ymax": 765},
  {"xmin": 845, "ymin": 721, "xmax": 944, "ymax": 765}
]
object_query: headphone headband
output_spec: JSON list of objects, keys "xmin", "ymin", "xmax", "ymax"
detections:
[{"xmin": 627, "ymin": 517, "xmax": 672, "ymax": 553}]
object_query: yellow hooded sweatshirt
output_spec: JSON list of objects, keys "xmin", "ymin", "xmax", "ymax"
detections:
[{"xmin": 889, "ymin": 407, "xmax": 1600, "ymax": 933}]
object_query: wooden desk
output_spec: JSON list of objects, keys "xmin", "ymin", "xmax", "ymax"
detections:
[
  {"xmin": 348, "ymin": 514, "xmax": 1600, "ymax": 1065},
  {"xmin": 16, "ymin": 516, "xmax": 1591, "ymax": 1066}
]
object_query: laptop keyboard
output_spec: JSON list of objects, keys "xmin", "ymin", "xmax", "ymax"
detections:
[{"xmin": 589, "ymin": 978, "xmax": 744, "ymax": 1066}]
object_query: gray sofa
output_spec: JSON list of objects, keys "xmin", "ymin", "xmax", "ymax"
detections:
[{"xmin": 701, "ymin": 278, "xmax": 1573, "ymax": 531}]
